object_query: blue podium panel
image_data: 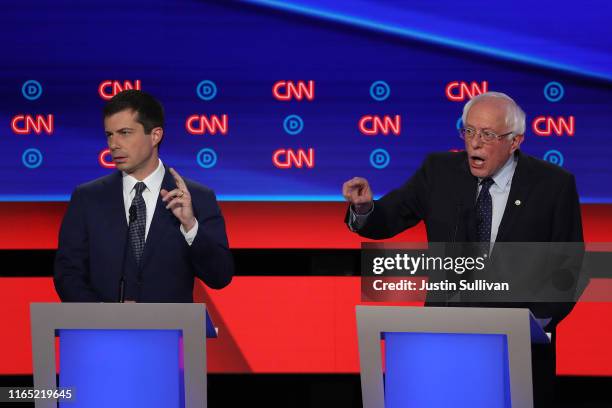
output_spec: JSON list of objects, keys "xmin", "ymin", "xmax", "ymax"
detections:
[
  {"xmin": 384, "ymin": 332, "xmax": 511, "ymax": 408},
  {"xmin": 58, "ymin": 329, "xmax": 183, "ymax": 408}
]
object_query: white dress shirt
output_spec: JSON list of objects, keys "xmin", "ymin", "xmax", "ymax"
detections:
[{"xmin": 122, "ymin": 159, "xmax": 198, "ymax": 245}]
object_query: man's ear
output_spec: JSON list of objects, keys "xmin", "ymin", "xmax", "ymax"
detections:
[
  {"xmin": 151, "ymin": 127, "xmax": 163, "ymax": 147},
  {"xmin": 510, "ymin": 133, "xmax": 524, "ymax": 153}
]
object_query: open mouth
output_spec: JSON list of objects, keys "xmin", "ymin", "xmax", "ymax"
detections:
[{"xmin": 470, "ymin": 155, "xmax": 486, "ymax": 168}]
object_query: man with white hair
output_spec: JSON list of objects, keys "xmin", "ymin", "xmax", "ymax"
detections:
[
  {"xmin": 343, "ymin": 91, "xmax": 583, "ymax": 407},
  {"xmin": 343, "ymin": 91, "xmax": 582, "ymax": 246}
]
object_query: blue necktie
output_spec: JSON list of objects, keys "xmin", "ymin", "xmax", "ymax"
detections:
[
  {"xmin": 129, "ymin": 182, "xmax": 147, "ymax": 264},
  {"xmin": 475, "ymin": 178, "xmax": 494, "ymax": 243}
]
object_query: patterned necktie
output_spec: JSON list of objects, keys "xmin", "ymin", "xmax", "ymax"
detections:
[
  {"xmin": 475, "ymin": 177, "xmax": 494, "ymax": 243},
  {"xmin": 128, "ymin": 182, "xmax": 147, "ymax": 264}
]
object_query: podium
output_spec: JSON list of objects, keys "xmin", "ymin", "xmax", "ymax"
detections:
[
  {"xmin": 356, "ymin": 306, "xmax": 549, "ymax": 408},
  {"xmin": 30, "ymin": 303, "xmax": 215, "ymax": 408}
]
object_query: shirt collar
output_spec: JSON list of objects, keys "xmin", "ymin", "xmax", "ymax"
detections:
[
  {"xmin": 480, "ymin": 154, "xmax": 517, "ymax": 192},
  {"xmin": 122, "ymin": 159, "xmax": 165, "ymax": 195}
]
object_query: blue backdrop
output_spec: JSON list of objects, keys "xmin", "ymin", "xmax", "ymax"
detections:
[{"xmin": 1, "ymin": 0, "xmax": 610, "ymax": 202}]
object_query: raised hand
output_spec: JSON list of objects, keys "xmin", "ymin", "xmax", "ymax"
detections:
[
  {"xmin": 161, "ymin": 168, "xmax": 196, "ymax": 232},
  {"xmin": 342, "ymin": 177, "xmax": 374, "ymax": 214}
]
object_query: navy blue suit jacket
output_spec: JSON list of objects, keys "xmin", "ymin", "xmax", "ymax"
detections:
[{"xmin": 54, "ymin": 166, "xmax": 233, "ymax": 302}]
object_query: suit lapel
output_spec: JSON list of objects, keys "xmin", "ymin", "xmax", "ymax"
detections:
[
  {"xmin": 455, "ymin": 154, "xmax": 478, "ymax": 241},
  {"xmin": 139, "ymin": 167, "xmax": 179, "ymax": 271},
  {"xmin": 496, "ymin": 151, "xmax": 533, "ymax": 242},
  {"xmin": 102, "ymin": 172, "xmax": 131, "ymax": 273}
]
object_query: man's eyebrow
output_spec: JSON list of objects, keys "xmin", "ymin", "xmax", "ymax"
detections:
[
  {"xmin": 106, "ymin": 127, "xmax": 134, "ymax": 134},
  {"xmin": 465, "ymin": 125, "xmax": 496, "ymax": 131}
]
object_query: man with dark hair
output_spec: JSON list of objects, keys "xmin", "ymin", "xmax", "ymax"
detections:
[
  {"xmin": 103, "ymin": 89, "xmax": 164, "ymax": 131},
  {"xmin": 55, "ymin": 90, "xmax": 233, "ymax": 302}
]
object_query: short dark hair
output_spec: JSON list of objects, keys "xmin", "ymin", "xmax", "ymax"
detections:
[{"xmin": 103, "ymin": 90, "xmax": 164, "ymax": 134}]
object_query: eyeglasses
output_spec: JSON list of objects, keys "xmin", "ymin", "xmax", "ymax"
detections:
[{"xmin": 459, "ymin": 127, "xmax": 514, "ymax": 143}]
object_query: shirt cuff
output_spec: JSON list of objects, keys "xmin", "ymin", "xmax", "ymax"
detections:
[
  {"xmin": 348, "ymin": 202, "xmax": 374, "ymax": 232},
  {"xmin": 180, "ymin": 219, "xmax": 199, "ymax": 246}
]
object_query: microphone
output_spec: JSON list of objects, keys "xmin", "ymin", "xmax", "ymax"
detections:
[{"xmin": 118, "ymin": 206, "xmax": 137, "ymax": 303}]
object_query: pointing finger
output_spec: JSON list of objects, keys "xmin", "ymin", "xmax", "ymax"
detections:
[{"xmin": 169, "ymin": 168, "xmax": 189, "ymax": 192}]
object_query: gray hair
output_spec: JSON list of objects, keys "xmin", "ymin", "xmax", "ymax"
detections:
[{"xmin": 461, "ymin": 91, "xmax": 526, "ymax": 137}]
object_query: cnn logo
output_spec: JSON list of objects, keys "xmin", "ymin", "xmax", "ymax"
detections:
[
  {"xmin": 98, "ymin": 149, "xmax": 116, "ymax": 169},
  {"xmin": 272, "ymin": 148, "xmax": 315, "ymax": 169},
  {"xmin": 11, "ymin": 114, "xmax": 54, "ymax": 135},
  {"xmin": 532, "ymin": 116, "xmax": 575, "ymax": 136},
  {"xmin": 445, "ymin": 81, "xmax": 488, "ymax": 101},
  {"xmin": 272, "ymin": 81, "xmax": 315, "ymax": 101},
  {"xmin": 358, "ymin": 115, "xmax": 401, "ymax": 136},
  {"xmin": 98, "ymin": 80, "xmax": 141, "ymax": 100},
  {"xmin": 186, "ymin": 115, "xmax": 228, "ymax": 135}
]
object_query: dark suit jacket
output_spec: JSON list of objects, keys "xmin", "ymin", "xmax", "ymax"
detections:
[
  {"xmin": 349, "ymin": 150, "xmax": 584, "ymax": 327},
  {"xmin": 54, "ymin": 165, "xmax": 234, "ymax": 302}
]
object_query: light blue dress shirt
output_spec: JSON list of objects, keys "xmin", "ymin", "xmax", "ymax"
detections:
[{"xmin": 477, "ymin": 153, "xmax": 517, "ymax": 244}]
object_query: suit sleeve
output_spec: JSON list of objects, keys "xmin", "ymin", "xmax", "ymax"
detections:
[
  {"xmin": 552, "ymin": 174, "xmax": 583, "ymax": 242},
  {"xmin": 346, "ymin": 156, "xmax": 431, "ymax": 239},
  {"xmin": 535, "ymin": 173, "xmax": 585, "ymax": 328},
  {"xmin": 189, "ymin": 190, "xmax": 234, "ymax": 289},
  {"xmin": 54, "ymin": 187, "xmax": 100, "ymax": 302}
]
